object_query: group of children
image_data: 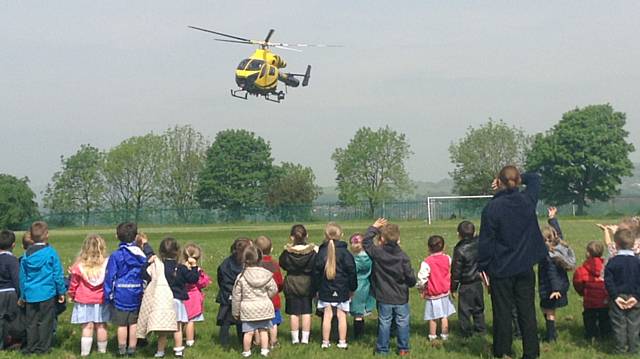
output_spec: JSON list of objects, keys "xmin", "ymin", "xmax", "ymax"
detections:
[{"xmin": 0, "ymin": 214, "xmax": 639, "ymax": 356}]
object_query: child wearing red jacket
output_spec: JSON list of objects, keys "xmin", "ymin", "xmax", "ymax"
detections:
[
  {"xmin": 256, "ymin": 236, "xmax": 284, "ymax": 348},
  {"xmin": 573, "ymin": 241, "xmax": 611, "ymax": 339},
  {"xmin": 417, "ymin": 235, "xmax": 456, "ymax": 341}
]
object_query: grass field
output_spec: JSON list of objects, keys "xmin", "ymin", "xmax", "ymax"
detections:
[{"xmin": 0, "ymin": 219, "xmax": 630, "ymax": 358}]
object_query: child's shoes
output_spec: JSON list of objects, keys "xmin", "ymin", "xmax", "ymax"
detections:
[
  {"xmin": 440, "ymin": 333, "xmax": 449, "ymax": 341},
  {"xmin": 260, "ymin": 348, "xmax": 270, "ymax": 357},
  {"xmin": 241, "ymin": 351, "xmax": 252, "ymax": 357},
  {"xmin": 337, "ymin": 340, "xmax": 348, "ymax": 349},
  {"xmin": 321, "ymin": 341, "xmax": 331, "ymax": 349}
]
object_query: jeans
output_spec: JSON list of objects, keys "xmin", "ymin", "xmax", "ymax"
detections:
[
  {"xmin": 376, "ymin": 302, "xmax": 410, "ymax": 354},
  {"xmin": 490, "ymin": 269, "xmax": 539, "ymax": 359}
]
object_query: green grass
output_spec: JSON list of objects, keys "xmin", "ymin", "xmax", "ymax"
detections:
[{"xmin": 0, "ymin": 219, "xmax": 630, "ymax": 358}]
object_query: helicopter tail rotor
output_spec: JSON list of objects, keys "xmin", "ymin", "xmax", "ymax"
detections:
[{"xmin": 302, "ymin": 65, "xmax": 311, "ymax": 87}]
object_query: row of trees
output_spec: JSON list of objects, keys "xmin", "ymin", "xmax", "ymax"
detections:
[
  {"xmin": 449, "ymin": 104, "xmax": 635, "ymax": 214},
  {"xmin": 1, "ymin": 103, "xmax": 632, "ymax": 229},
  {"xmin": 42, "ymin": 125, "xmax": 415, "ymax": 220}
]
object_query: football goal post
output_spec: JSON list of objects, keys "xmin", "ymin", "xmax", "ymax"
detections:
[{"xmin": 427, "ymin": 195, "xmax": 493, "ymax": 224}]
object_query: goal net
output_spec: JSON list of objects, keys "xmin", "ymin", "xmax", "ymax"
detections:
[{"xmin": 427, "ymin": 195, "xmax": 493, "ymax": 224}]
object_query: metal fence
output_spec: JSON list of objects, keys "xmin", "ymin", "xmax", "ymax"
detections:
[{"xmin": 21, "ymin": 196, "xmax": 640, "ymax": 229}]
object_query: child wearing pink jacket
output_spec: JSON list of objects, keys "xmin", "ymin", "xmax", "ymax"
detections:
[{"xmin": 182, "ymin": 244, "xmax": 212, "ymax": 347}]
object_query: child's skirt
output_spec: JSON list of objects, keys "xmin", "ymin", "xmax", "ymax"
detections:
[
  {"xmin": 71, "ymin": 303, "xmax": 111, "ymax": 324},
  {"xmin": 190, "ymin": 313, "xmax": 205, "ymax": 322},
  {"xmin": 423, "ymin": 296, "xmax": 456, "ymax": 321},
  {"xmin": 242, "ymin": 320, "xmax": 273, "ymax": 333},
  {"xmin": 174, "ymin": 299, "xmax": 189, "ymax": 323},
  {"xmin": 285, "ymin": 295, "xmax": 313, "ymax": 315},
  {"xmin": 317, "ymin": 300, "xmax": 350, "ymax": 313}
]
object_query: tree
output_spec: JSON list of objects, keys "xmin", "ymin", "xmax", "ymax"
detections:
[
  {"xmin": 43, "ymin": 145, "xmax": 104, "ymax": 224},
  {"xmin": 197, "ymin": 129, "xmax": 273, "ymax": 217},
  {"xmin": 449, "ymin": 119, "xmax": 532, "ymax": 195},
  {"xmin": 102, "ymin": 133, "xmax": 165, "ymax": 218},
  {"xmin": 332, "ymin": 126, "xmax": 413, "ymax": 217},
  {"xmin": 266, "ymin": 162, "xmax": 322, "ymax": 221},
  {"xmin": 0, "ymin": 174, "xmax": 39, "ymax": 230},
  {"xmin": 526, "ymin": 104, "xmax": 635, "ymax": 215},
  {"xmin": 160, "ymin": 125, "xmax": 208, "ymax": 221}
]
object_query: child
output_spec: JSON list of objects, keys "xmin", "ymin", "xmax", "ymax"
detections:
[
  {"xmin": 349, "ymin": 233, "xmax": 376, "ymax": 339},
  {"xmin": 19, "ymin": 221, "xmax": 67, "ymax": 354},
  {"xmin": 232, "ymin": 245, "xmax": 278, "ymax": 357},
  {"xmin": 182, "ymin": 243, "xmax": 211, "ymax": 347},
  {"xmin": 136, "ymin": 239, "xmax": 176, "ymax": 356},
  {"xmin": 363, "ymin": 218, "xmax": 416, "ymax": 355},
  {"xmin": 155, "ymin": 237, "xmax": 200, "ymax": 358},
  {"xmin": 104, "ymin": 222, "xmax": 148, "ymax": 356},
  {"xmin": 217, "ymin": 237, "xmax": 254, "ymax": 346},
  {"xmin": 573, "ymin": 241, "xmax": 610, "ymax": 340},
  {"xmin": 417, "ymin": 235, "xmax": 456, "ymax": 341},
  {"xmin": 279, "ymin": 224, "xmax": 317, "ymax": 345},
  {"xmin": 604, "ymin": 229, "xmax": 640, "ymax": 354},
  {"xmin": 538, "ymin": 207, "xmax": 576, "ymax": 342},
  {"xmin": 450, "ymin": 221, "xmax": 486, "ymax": 337},
  {"xmin": 312, "ymin": 222, "xmax": 357, "ymax": 349},
  {"xmin": 68, "ymin": 234, "xmax": 110, "ymax": 356},
  {"xmin": 598, "ymin": 217, "xmax": 640, "ymax": 257},
  {"xmin": 255, "ymin": 236, "xmax": 284, "ymax": 348},
  {"xmin": 0, "ymin": 230, "xmax": 19, "ymax": 350}
]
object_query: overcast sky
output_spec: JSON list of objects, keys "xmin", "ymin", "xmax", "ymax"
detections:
[{"xmin": 2, "ymin": 1, "xmax": 639, "ymax": 194}]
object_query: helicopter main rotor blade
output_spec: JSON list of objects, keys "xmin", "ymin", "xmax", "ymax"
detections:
[
  {"xmin": 274, "ymin": 46, "xmax": 302, "ymax": 52},
  {"xmin": 267, "ymin": 42, "xmax": 342, "ymax": 48},
  {"xmin": 214, "ymin": 39, "xmax": 254, "ymax": 45},
  {"xmin": 264, "ymin": 29, "xmax": 275, "ymax": 43},
  {"xmin": 188, "ymin": 26, "xmax": 251, "ymax": 42}
]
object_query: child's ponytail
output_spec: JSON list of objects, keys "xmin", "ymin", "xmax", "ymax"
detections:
[{"xmin": 324, "ymin": 222, "xmax": 342, "ymax": 280}]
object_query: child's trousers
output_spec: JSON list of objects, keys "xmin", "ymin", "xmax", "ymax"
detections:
[
  {"xmin": 583, "ymin": 307, "xmax": 611, "ymax": 339},
  {"xmin": 609, "ymin": 299, "xmax": 640, "ymax": 353},
  {"xmin": 457, "ymin": 281, "xmax": 486, "ymax": 336},
  {"xmin": 23, "ymin": 298, "xmax": 56, "ymax": 354}
]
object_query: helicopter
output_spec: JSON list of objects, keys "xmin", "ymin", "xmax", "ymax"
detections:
[{"xmin": 189, "ymin": 26, "xmax": 337, "ymax": 103}]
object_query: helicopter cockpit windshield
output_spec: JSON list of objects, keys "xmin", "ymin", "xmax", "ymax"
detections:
[
  {"xmin": 236, "ymin": 59, "xmax": 250, "ymax": 70},
  {"xmin": 246, "ymin": 60, "xmax": 264, "ymax": 71}
]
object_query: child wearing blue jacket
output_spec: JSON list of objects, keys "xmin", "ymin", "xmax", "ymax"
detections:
[
  {"xmin": 104, "ymin": 222, "xmax": 148, "ymax": 356},
  {"xmin": 18, "ymin": 221, "xmax": 67, "ymax": 354}
]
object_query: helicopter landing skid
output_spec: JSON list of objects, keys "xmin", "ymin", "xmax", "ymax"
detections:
[
  {"xmin": 230, "ymin": 89, "xmax": 248, "ymax": 100},
  {"xmin": 265, "ymin": 91, "xmax": 285, "ymax": 103}
]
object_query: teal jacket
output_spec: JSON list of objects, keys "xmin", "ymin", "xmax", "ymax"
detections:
[
  {"xmin": 350, "ymin": 251, "xmax": 376, "ymax": 316},
  {"xmin": 19, "ymin": 244, "xmax": 67, "ymax": 302}
]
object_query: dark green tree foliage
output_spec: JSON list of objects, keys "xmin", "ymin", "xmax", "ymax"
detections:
[
  {"xmin": 332, "ymin": 126, "xmax": 413, "ymax": 217},
  {"xmin": 527, "ymin": 104, "xmax": 635, "ymax": 215},
  {"xmin": 160, "ymin": 125, "xmax": 208, "ymax": 221},
  {"xmin": 449, "ymin": 119, "xmax": 531, "ymax": 195},
  {"xmin": 197, "ymin": 129, "xmax": 273, "ymax": 216},
  {"xmin": 44, "ymin": 145, "xmax": 104, "ymax": 224},
  {"xmin": 103, "ymin": 133, "xmax": 165, "ymax": 217},
  {"xmin": 267, "ymin": 162, "xmax": 322, "ymax": 220},
  {"xmin": 0, "ymin": 174, "xmax": 38, "ymax": 230}
]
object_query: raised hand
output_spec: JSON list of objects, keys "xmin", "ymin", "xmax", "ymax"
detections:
[
  {"xmin": 373, "ymin": 218, "xmax": 388, "ymax": 229},
  {"xmin": 547, "ymin": 207, "xmax": 558, "ymax": 219}
]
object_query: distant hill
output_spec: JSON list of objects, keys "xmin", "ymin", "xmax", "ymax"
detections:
[
  {"xmin": 620, "ymin": 163, "xmax": 640, "ymax": 196},
  {"xmin": 315, "ymin": 178, "xmax": 454, "ymax": 204}
]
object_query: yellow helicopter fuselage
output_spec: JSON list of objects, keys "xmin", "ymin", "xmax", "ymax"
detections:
[{"xmin": 234, "ymin": 49, "xmax": 292, "ymax": 94}]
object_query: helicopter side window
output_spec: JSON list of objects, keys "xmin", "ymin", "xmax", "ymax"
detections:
[
  {"xmin": 236, "ymin": 59, "xmax": 250, "ymax": 70},
  {"xmin": 246, "ymin": 60, "xmax": 264, "ymax": 71},
  {"xmin": 259, "ymin": 66, "xmax": 267, "ymax": 78},
  {"xmin": 269, "ymin": 67, "xmax": 275, "ymax": 76}
]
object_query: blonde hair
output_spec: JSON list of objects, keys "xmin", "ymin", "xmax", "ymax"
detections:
[
  {"xmin": 324, "ymin": 222, "xmax": 343, "ymax": 280},
  {"xmin": 182, "ymin": 242, "xmax": 202, "ymax": 265},
  {"xmin": 75, "ymin": 234, "xmax": 107, "ymax": 280},
  {"xmin": 255, "ymin": 236, "xmax": 273, "ymax": 255}
]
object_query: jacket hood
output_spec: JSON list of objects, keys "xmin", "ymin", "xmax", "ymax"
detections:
[
  {"xmin": 119, "ymin": 243, "xmax": 147, "ymax": 267},
  {"xmin": 242, "ymin": 267, "xmax": 274, "ymax": 288},
  {"xmin": 284, "ymin": 243, "xmax": 317, "ymax": 255},
  {"xmin": 550, "ymin": 244, "xmax": 576, "ymax": 271},
  {"xmin": 583, "ymin": 257, "xmax": 604, "ymax": 278},
  {"xmin": 23, "ymin": 245, "xmax": 55, "ymax": 270},
  {"xmin": 72, "ymin": 260, "xmax": 108, "ymax": 288}
]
